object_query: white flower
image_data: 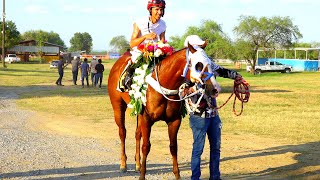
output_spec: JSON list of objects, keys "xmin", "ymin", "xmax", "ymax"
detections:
[
  {"xmin": 133, "ymin": 76, "xmax": 140, "ymax": 82},
  {"xmin": 134, "ymin": 91, "xmax": 143, "ymax": 99},
  {"xmin": 131, "ymin": 83, "xmax": 138, "ymax": 90},
  {"xmin": 129, "ymin": 89, "xmax": 135, "ymax": 96},
  {"xmin": 142, "ymin": 64, "xmax": 148, "ymax": 70},
  {"xmin": 157, "ymin": 41, "xmax": 165, "ymax": 48},
  {"xmin": 141, "ymin": 95, "xmax": 147, "ymax": 105},
  {"xmin": 131, "ymin": 49, "xmax": 142, "ymax": 63},
  {"xmin": 154, "ymin": 49, "xmax": 163, "ymax": 57},
  {"xmin": 127, "ymin": 103, "xmax": 134, "ymax": 109}
]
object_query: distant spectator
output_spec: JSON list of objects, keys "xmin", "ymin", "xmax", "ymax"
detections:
[
  {"xmin": 55, "ymin": 58, "xmax": 67, "ymax": 86},
  {"xmin": 80, "ymin": 58, "xmax": 90, "ymax": 88},
  {"xmin": 123, "ymin": 48, "xmax": 131, "ymax": 56},
  {"xmin": 95, "ymin": 59, "xmax": 105, "ymax": 88},
  {"xmin": 71, "ymin": 56, "xmax": 81, "ymax": 85},
  {"xmin": 90, "ymin": 56, "xmax": 98, "ymax": 87}
]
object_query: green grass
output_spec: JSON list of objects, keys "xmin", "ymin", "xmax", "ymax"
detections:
[{"xmin": 1, "ymin": 61, "xmax": 319, "ymax": 143}]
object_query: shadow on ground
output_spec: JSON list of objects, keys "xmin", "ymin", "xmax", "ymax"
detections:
[{"xmin": 1, "ymin": 142, "xmax": 319, "ymax": 179}]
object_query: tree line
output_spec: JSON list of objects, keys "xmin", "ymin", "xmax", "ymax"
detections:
[
  {"xmin": 109, "ymin": 16, "xmax": 320, "ymax": 74},
  {"xmin": 0, "ymin": 21, "xmax": 93, "ymax": 54},
  {"xmin": 1, "ymin": 15, "xmax": 320, "ymax": 73}
]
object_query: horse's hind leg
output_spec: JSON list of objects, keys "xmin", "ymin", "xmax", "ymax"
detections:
[
  {"xmin": 135, "ymin": 116, "xmax": 141, "ymax": 172},
  {"xmin": 113, "ymin": 101, "xmax": 128, "ymax": 172},
  {"xmin": 168, "ymin": 119, "xmax": 182, "ymax": 179}
]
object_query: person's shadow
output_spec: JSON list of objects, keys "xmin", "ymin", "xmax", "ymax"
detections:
[{"xmin": 221, "ymin": 141, "xmax": 320, "ymax": 179}]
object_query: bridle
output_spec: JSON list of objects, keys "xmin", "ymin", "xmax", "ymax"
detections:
[
  {"xmin": 153, "ymin": 48, "xmax": 197, "ymax": 102},
  {"xmin": 152, "ymin": 48, "xmax": 250, "ymax": 116}
]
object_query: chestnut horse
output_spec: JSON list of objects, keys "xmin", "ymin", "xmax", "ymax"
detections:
[{"xmin": 108, "ymin": 44, "xmax": 197, "ymax": 179}]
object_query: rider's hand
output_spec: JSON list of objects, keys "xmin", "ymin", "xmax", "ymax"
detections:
[{"xmin": 145, "ymin": 32, "xmax": 157, "ymax": 40}]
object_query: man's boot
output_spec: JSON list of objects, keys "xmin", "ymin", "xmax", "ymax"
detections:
[{"xmin": 123, "ymin": 67, "xmax": 135, "ymax": 90}]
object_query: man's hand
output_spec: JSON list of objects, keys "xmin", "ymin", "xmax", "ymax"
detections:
[{"xmin": 235, "ymin": 74, "xmax": 249, "ymax": 86}]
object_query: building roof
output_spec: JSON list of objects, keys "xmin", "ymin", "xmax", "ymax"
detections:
[{"xmin": 19, "ymin": 40, "xmax": 65, "ymax": 48}]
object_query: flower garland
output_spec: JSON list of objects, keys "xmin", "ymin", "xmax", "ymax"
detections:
[{"xmin": 127, "ymin": 41, "xmax": 174, "ymax": 115}]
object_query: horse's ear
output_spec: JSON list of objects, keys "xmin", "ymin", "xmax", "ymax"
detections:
[
  {"xmin": 188, "ymin": 42, "xmax": 197, "ymax": 54},
  {"xmin": 201, "ymin": 40, "xmax": 208, "ymax": 49}
]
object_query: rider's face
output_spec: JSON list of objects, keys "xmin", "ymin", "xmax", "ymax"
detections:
[{"xmin": 151, "ymin": 7, "xmax": 164, "ymax": 20}]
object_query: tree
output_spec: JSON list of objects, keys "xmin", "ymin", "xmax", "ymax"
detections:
[
  {"xmin": 169, "ymin": 19, "xmax": 234, "ymax": 59},
  {"xmin": 22, "ymin": 30, "xmax": 65, "ymax": 47},
  {"xmin": 233, "ymin": 15, "xmax": 302, "ymax": 74},
  {"xmin": 109, "ymin": 35, "xmax": 129, "ymax": 54},
  {"xmin": 69, "ymin": 32, "xmax": 93, "ymax": 53},
  {"xmin": 0, "ymin": 20, "xmax": 21, "ymax": 51}
]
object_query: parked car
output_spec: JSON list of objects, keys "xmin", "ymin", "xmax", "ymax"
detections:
[
  {"xmin": 5, "ymin": 54, "xmax": 21, "ymax": 63},
  {"xmin": 50, "ymin": 60, "xmax": 59, "ymax": 69},
  {"xmin": 246, "ymin": 61, "xmax": 292, "ymax": 74}
]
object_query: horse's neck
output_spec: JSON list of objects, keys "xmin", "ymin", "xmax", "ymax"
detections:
[{"xmin": 156, "ymin": 49, "xmax": 186, "ymax": 89}]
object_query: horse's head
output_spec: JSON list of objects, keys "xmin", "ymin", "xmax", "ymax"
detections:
[{"xmin": 187, "ymin": 42, "xmax": 212, "ymax": 84}]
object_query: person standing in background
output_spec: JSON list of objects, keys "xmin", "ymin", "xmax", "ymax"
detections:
[
  {"xmin": 95, "ymin": 59, "xmax": 105, "ymax": 88},
  {"xmin": 56, "ymin": 58, "xmax": 67, "ymax": 86},
  {"xmin": 90, "ymin": 56, "xmax": 98, "ymax": 87},
  {"xmin": 71, "ymin": 56, "xmax": 81, "ymax": 85},
  {"xmin": 80, "ymin": 58, "xmax": 90, "ymax": 88}
]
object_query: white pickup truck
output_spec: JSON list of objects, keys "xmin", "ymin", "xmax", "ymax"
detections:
[
  {"xmin": 5, "ymin": 54, "xmax": 21, "ymax": 63},
  {"xmin": 246, "ymin": 61, "xmax": 292, "ymax": 74}
]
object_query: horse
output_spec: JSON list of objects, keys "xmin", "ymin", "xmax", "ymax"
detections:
[{"xmin": 108, "ymin": 43, "xmax": 198, "ymax": 180}]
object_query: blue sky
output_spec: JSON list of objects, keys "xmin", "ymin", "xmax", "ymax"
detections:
[{"xmin": 3, "ymin": 0, "xmax": 319, "ymax": 51}]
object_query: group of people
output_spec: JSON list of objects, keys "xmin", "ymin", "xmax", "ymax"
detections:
[
  {"xmin": 55, "ymin": 56, "xmax": 104, "ymax": 88},
  {"xmin": 121, "ymin": 0, "xmax": 248, "ymax": 180}
]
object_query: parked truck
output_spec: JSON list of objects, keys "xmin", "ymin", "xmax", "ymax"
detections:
[{"xmin": 246, "ymin": 61, "xmax": 292, "ymax": 74}]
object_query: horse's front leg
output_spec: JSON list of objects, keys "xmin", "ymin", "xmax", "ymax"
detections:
[
  {"xmin": 114, "ymin": 104, "xmax": 128, "ymax": 172},
  {"xmin": 135, "ymin": 116, "xmax": 142, "ymax": 172},
  {"xmin": 168, "ymin": 119, "xmax": 182, "ymax": 179},
  {"xmin": 139, "ymin": 115, "xmax": 152, "ymax": 180}
]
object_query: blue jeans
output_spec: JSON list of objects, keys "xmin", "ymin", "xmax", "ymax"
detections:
[
  {"xmin": 91, "ymin": 72, "xmax": 97, "ymax": 86},
  {"xmin": 56, "ymin": 70, "xmax": 64, "ymax": 85},
  {"xmin": 95, "ymin": 73, "xmax": 103, "ymax": 87},
  {"xmin": 72, "ymin": 70, "xmax": 78, "ymax": 85},
  {"xmin": 81, "ymin": 74, "xmax": 89, "ymax": 86},
  {"xmin": 190, "ymin": 114, "xmax": 222, "ymax": 180}
]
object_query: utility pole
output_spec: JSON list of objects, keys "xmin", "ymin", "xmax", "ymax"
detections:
[{"xmin": 2, "ymin": 0, "xmax": 6, "ymax": 68}]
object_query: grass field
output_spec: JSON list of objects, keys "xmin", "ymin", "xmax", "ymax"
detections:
[{"xmin": 1, "ymin": 61, "xmax": 319, "ymax": 144}]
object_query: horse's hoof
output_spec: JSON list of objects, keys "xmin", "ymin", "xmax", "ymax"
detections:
[
  {"xmin": 139, "ymin": 176, "xmax": 145, "ymax": 180},
  {"xmin": 120, "ymin": 167, "xmax": 127, "ymax": 173},
  {"xmin": 135, "ymin": 166, "xmax": 141, "ymax": 172}
]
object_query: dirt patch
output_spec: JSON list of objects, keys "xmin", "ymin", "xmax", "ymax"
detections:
[{"xmin": 28, "ymin": 112, "xmax": 320, "ymax": 179}]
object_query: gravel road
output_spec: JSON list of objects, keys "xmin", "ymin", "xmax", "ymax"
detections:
[{"xmin": 0, "ymin": 87, "xmax": 191, "ymax": 180}]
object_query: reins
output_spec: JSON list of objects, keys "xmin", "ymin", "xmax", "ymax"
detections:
[
  {"xmin": 215, "ymin": 76, "xmax": 250, "ymax": 116},
  {"xmin": 152, "ymin": 48, "xmax": 250, "ymax": 116}
]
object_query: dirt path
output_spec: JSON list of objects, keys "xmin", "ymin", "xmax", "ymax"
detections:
[{"xmin": 0, "ymin": 87, "xmax": 319, "ymax": 179}]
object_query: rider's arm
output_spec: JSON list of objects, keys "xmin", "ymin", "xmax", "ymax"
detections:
[{"xmin": 130, "ymin": 23, "xmax": 158, "ymax": 48}]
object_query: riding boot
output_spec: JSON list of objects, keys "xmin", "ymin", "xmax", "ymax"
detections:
[{"xmin": 123, "ymin": 66, "xmax": 135, "ymax": 90}]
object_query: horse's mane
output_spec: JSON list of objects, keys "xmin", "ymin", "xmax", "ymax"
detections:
[{"xmin": 160, "ymin": 47, "xmax": 186, "ymax": 65}]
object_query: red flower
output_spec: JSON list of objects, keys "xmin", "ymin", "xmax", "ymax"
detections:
[{"xmin": 138, "ymin": 44, "xmax": 145, "ymax": 51}]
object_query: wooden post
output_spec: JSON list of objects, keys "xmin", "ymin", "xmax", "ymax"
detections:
[{"xmin": 2, "ymin": 0, "xmax": 5, "ymax": 68}]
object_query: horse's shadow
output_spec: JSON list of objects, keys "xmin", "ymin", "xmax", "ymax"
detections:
[
  {"xmin": 0, "ymin": 162, "xmax": 192, "ymax": 179},
  {"xmin": 1, "ymin": 141, "xmax": 319, "ymax": 179}
]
